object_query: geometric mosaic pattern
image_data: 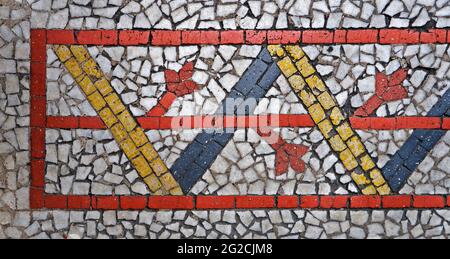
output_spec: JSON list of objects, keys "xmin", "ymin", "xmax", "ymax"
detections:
[
  {"xmin": 268, "ymin": 44, "xmax": 391, "ymax": 195},
  {"xmin": 53, "ymin": 45, "xmax": 182, "ymax": 196},
  {"xmin": 29, "ymin": 29, "xmax": 450, "ymax": 209},
  {"xmin": 22, "ymin": 28, "xmax": 450, "ymax": 237},
  {"xmin": 171, "ymin": 49, "xmax": 282, "ymax": 193},
  {"xmin": 22, "ymin": 28, "xmax": 446, "ymax": 221},
  {"xmin": 383, "ymin": 88, "xmax": 450, "ymax": 191},
  {"xmin": 3, "ymin": 0, "xmax": 450, "ymax": 240}
]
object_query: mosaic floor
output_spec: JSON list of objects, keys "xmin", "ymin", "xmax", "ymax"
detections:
[{"xmin": 1, "ymin": 0, "xmax": 450, "ymax": 239}]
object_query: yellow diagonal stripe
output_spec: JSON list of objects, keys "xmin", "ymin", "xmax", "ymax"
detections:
[
  {"xmin": 269, "ymin": 45, "xmax": 391, "ymax": 195},
  {"xmin": 53, "ymin": 45, "xmax": 183, "ymax": 196}
]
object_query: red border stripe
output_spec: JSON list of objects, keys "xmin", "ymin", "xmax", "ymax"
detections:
[
  {"xmin": 396, "ymin": 117, "xmax": 442, "ymax": 129},
  {"xmin": 30, "ymin": 188, "xmax": 44, "ymax": 209},
  {"xmin": 221, "ymin": 30, "xmax": 244, "ymax": 44},
  {"xmin": 246, "ymin": 30, "xmax": 268, "ymax": 44},
  {"xmin": 30, "ymin": 62, "xmax": 46, "ymax": 97},
  {"xmin": 44, "ymin": 195, "xmax": 68, "ymax": 209},
  {"xmin": 302, "ymin": 30, "xmax": 333, "ymax": 44},
  {"xmin": 151, "ymin": 30, "xmax": 181, "ymax": 46},
  {"xmin": 347, "ymin": 29, "xmax": 378, "ymax": 44},
  {"xmin": 300, "ymin": 196, "xmax": 320, "ymax": 208},
  {"xmin": 34, "ymin": 195, "xmax": 450, "ymax": 210},
  {"xmin": 413, "ymin": 195, "xmax": 445, "ymax": 208},
  {"xmin": 47, "ymin": 30, "xmax": 76, "ymax": 44},
  {"xmin": 197, "ymin": 196, "xmax": 235, "ymax": 209},
  {"xmin": 148, "ymin": 196, "xmax": 194, "ymax": 210},
  {"xmin": 68, "ymin": 196, "xmax": 91, "ymax": 209},
  {"xmin": 31, "ymin": 29, "xmax": 46, "ymax": 62},
  {"xmin": 382, "ymin": 195, "xmax": 412, "ymax": 209},
  {"xmin": 380, "ymin": 29, "xmax": 420, "ymax": 44},
  {"xmin": 30, "ymin": 159, "xmax": 45, "ymax": 188},
  {"xmin": 79, "ymin": 117, "xmax": 106, "ymax": 129},
  {"xmin": 48, "ymin": 116, "xmax": 450, "ymax": 130},
  {"xmin": 351, "ymin": 196, "xmax": 382, "ymax": 209},
  {"xmin": 421, "ymin": 29, "xmax": 447, "ymax": 43},
  {"xmin": 320, "ymin": 196, "xmax": 349, "ymax": 209},
  {"xmin": 41, "ymin": 29, "xmax": 450, "ymax": 46},
  {"xmin": 92, "ymin": 196, "xmax": 120, "ymax": 210},
  {"xmin": 30, "ymin": 127, "xmax": 45, "ymax": 159},
  {"xmin": 119, "ymin": 30, "xmax": 150, "ymax": 45},
  {"xmin": 267, "ymin": 31, "xmax": 301, "ymax": 44},
  {"xmin": 30, "ymin": 97, "xmax": 46, "ymax": 127},
  {"xmin": 30, "ymin": 29, "xmax": 47, "ymax": 209},
  {"xmin": 182, "ymin": 30, "xmax": 220, "ymax": 45},
  {"xmin": 236, "ymin": 196, "xmax": 275, "ymax": 209},
  {"xmin": 76, "ymin": 30, "xmax": 102, "ymax": 45},
  {"xmin": 443, "ymin": 118, "xmax": 450, "ymax": 129},
  {"xmin": 120, "ymin": 196, "xmax": 148, "ymax": 210},
  {"xmin": 368, "ymin": 117, "xmax": 397, "ymax": 130},
  {"xmin": 29, "ymin": 28, "xmax": 450, "ymax": 211},
  {"xmin": 47, "ymin": 117, "xmax": 79, "ymax": 128},
  {"xmin": 278, "ymin": 196, "xmax": 299, "ymax": 209}
]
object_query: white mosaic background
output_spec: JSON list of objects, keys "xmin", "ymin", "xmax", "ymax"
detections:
[{"xmin": 1, "ymin": 0, "xmax": 450, "ymax": 239}]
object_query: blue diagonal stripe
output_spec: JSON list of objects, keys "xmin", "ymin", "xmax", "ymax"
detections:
[
  {"xmin": 170, "ymin": 48, "xmax": 281, "ymax": 193},
  {"xmin": 383, "ymin": 87, "xmax": 450, "ymax": 192}
]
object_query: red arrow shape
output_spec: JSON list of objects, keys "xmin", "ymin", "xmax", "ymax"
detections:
[
  {"xmin": 354, "ymin": 68, "xmax": 409, "ymax": 117},
  {"xmin": 147, "ymin": 62, "xmax": 199, "ymax": 117},
  {"xmin": 258, "ymin": 128, "xmax": 309, "ymax": 176},
  {"xmin": 148, "ymin": 62, "xmax": 309, "ymax": 176}
]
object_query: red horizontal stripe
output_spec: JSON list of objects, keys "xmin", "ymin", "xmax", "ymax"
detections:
[
  {"xmin": 40, "ymin": 195, "xmax": 450, "ymax": 210},
  {"xmin": 443, "ymin": 118, "xmax": 450, "ymax": 129},
  {"xmin": 350, "ymin": 196, "xmax": 382, "ymax": 209},
  {"xmin": 44, "ymin": 195, "xmax": 68, "ymax": 209},
  {"xmin": 300, "ymin": 196, "xmax": 320, "ymax": 208},
  {"xmin": 236, "ymin": 196, "xmax": 275, "ymax": 209},
  {"xmin": 396, "ymin": 117, "xmax": 442, "ymax": 129},
  {"xmin": 277, "ymin": 196, "xmax": 299, "ymax": 208},
  {"xmin": 47, "ymin": 116, "xmax": 450, "ymax": 130},
  {"xmin": 413, "ymin": 195, "xmax": 445, "ymax": 208},
  {"xmin": 196, "ymin": 196, "xmax": 235, "ymax": 209},
  {"xmin": 120, "ymin": 196, "xmax": 148, "ymax": 210},
  {"xmin": 68, "ymin": 196, "xmax": 91, "ymax": 209},
  {"xmin": 382, "ymin": 195, "xmax": 412, "ymax": 209},
  {"xmin": 92, "ymin": 196, "xmax": 120, "ymax": 210},
  {"xmin": 320, "ymin": 196, "xmax": 349, "ymax": 209},
  {"xmin": 46, "ymin": 116, "xmax": 79, "ymax": 128},
  {"xmin": 41, "ymin": 29, "xmax": 450, "ymax": 46},
  {"xmin": 148, "ymin": 196, "xmax": 194, "ymax": 210}
]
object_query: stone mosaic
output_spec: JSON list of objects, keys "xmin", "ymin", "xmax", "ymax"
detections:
[{"xmin": 1, "ymin": 0, "xmax": 450, "ymax": 240}]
